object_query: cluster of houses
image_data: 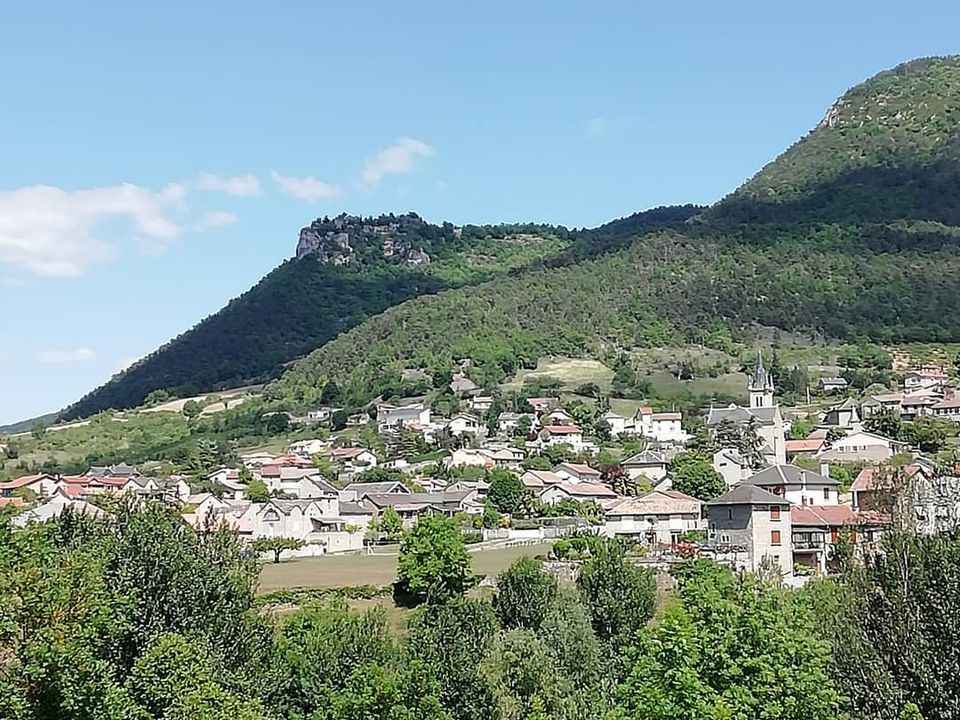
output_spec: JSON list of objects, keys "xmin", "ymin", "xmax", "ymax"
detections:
[{"xmin": 3, "ymin": 355, "xmax": 957, "ymax": 578}]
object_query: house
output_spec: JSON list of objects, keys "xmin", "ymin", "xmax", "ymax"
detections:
[
  {"xmin": 445, "ymin": 448, "xmax": 494, "ymax": 469},
  {"xmin": 121, "ymin": 476, "xmax": 161, "ymax": 495},
  {"xmin": 185, "ymin": 492, "xmax": 231, "ymax": 519},
  {"xmin": 85, "ymin": 462, "xmax": 139, "ymax": 478},
  {"xmin": 822, "ymin": 398, "xmax": 860, "ymax": 428},
  {"xmin": 498, "ymin": 412, "xmax": 538, "ymax": 434},
  {"xmin": 633, "ymin": 407, "xmax": 686, "ymax": 444},
  {"xmin": 306, "ymin": 406, "xmax": 341, "ymax": 424},
  {"xmin": 900, "ymin": 394, "xmax": 939, "ymax": 420},
  {"xmin": 553, "ymin": 462, "xmax": 602, "ymax": 484},
  {"xmin": 547, "ymin": 408, "xmax": 575, "ymax": 425},
  {"xmin": 537, "ymin": 425, "xmax": 587, "ymax": 452},
  {"xmin": 340, "ymin": 480, "xmax": 410, "ymax": 502},
  {"xmin": 817, "ymin": 430, "xmax": 907, "ymax": 463},
  {"xmin": 711, "ymin": 449, "xmax": 752, "ymax": 487},
  {"xmin": 818, "ymin": 377, "xmax": 848, "ymax": 394},
  {"xmin": 0, "ymin": 473, "xmax": 60, "ymax": 498},
  {"xmin": 526, "ymin": 397, "xmax": 557, "ymax": 413},
  {"xmin": 621, "ymin": 450, "xmax": 669, "ymax": 483},
  {"xmin": 539, "ymin": 482, "xmax": 617, "ymax": 505},
  {"xmin": 470, "ymin": 396, "xmax": 494, "ymax": 413},
  {"xmin": 791, "ymin": 505, "xmax": 888, "ymax": 576},
  {"xmin": 362, "ymin": 490, "xmax": 478, "ymax": 526},
  {"xmin": 860, "ymin": 393, "xmax": 903, "ymax": 418},
  {"xmin": 903, "ymin": 367, "xmax": 948, "ymax": 392},
  {"xmin": 12, "ymin": 494, "xmax": 109, "ymax": 527},
  {"xmin": 742, "ymin": 464, "xmax": 839, "ymax": 506},
  {"xmin": 519, "ymin": 470, "xmax": 564, "ymax": 490},
  {"xmin": 330, "ymin": 447, "xmax": 378, "ymax": 474},
  {"xmin": 447, "ymin": 412, "xmax": 482, "ymax": 437},
  {"xmin": 706, "ymin": 354, "xmax": 786, "ymax": 464},
  {"xmin": 601, "ymin": 410, "xmax": 630, "ymax": 438},
  {"xmin": 376, "ymin": 402, "xmax": 431, "ymax": 430},
  {"xmin": 931, "ymin": 396, "xmax": 960, "ymax": 422},
  {"xmin": 239, "ymin": 452, "xmax": 277, "ymax": 468},
  {"xmin": 706, "ymin": 485, "xmax": 793, "ymax": 579},
  {"xmin": 249, "ymin": 499, "xmax": 364, "ymax": 554},
  {"xmin": 604, "ymin": 490, "xmax": 703, "ymax": 545},
  {"xmin": 289, "ymin": 439, "xmax": 330, "ymax": 457},
  {"xmin": 784, "ymin": 438, "xmax": 827, "ymax": 461},
  {"xmin": 482, "ymin": 446, "xmax": 525, "ymax": 469}
]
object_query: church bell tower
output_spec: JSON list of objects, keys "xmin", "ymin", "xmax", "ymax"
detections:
[{"xmin": 748, "ymin": 351, "xmax": 775, "ymax": 408}]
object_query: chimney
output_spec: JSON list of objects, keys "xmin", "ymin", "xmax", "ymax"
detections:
[{"xmin": 819, "ymin": 460, "xmax": 830, "ymax": 479}]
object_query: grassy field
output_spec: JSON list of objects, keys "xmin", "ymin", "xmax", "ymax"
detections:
[
  {"xmin": 258, "ymin": 542, "xmax": 554, "ymax": 592},
  {"xmin": 501, "ymin": 357, "xmax": 614, "ymax": 392}
]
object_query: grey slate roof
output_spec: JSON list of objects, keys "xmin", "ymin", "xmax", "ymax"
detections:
[
  {"xmin": 743, "ymin": 464, "xmax": 838, "ymax": 487},
  {"xmin": 705, "ymin": 405, "xmax": 779, "ymax": 427},
  {"xmin": 706, "ymin": 484, "xmax": 790, "ymax": 506},
  {"xmin": 344, "ymin": 481, "xmax": 410, "ymax": 496},
  {"xmin": 622, "ymin": 450, "xmax": 667, "ymax": 467}
]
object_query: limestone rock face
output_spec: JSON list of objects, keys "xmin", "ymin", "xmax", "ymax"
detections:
[{"xmin": 295, "ymin": 213, "xmax": 432, "ymax": 267}]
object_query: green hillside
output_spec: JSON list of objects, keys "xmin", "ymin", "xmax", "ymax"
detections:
[
  {"xmin": 58, "ymin": 208, "xmax": 699, "ymax": 421},
  {"xmin": 269, "ymin": 56, "xmax": 960, "ymax": 408}
]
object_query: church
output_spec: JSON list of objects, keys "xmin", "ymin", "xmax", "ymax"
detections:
[{"xmin": 706, "ymin": 353, "xmax": 787, "ymax": 466}]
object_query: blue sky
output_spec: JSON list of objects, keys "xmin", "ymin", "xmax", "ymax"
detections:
[{"xmin": 1, "ymin": 0, "xmax": 958, "ymax": 424}]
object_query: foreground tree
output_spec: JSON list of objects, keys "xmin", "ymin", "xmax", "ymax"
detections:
[
  {"xmin": 670, "ymin": 452, "xmax": 726, "ymax": 501},
  {"xmin": 493, "ymin": 556, "xmax": 559, "ymax": 631},
  {"xmin": 251, "ymin": 536, "xmax": 303, "ymax": 563},
  {"xmin": 396, "ymin": 516, "xmax": 472, "ymax": 605},
  {"xmin": 487, "ymin": 468, "xmax": 531, "ymax": 515}
]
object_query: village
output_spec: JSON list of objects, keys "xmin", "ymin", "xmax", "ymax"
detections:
[{"xmin": 3, "ymin": 353, "xmax": 958, "ymax": 586}]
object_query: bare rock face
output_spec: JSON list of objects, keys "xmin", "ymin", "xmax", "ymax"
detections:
[{"xmin": 295, "ymin": 212, "xmax": 432, "ymax": 266}]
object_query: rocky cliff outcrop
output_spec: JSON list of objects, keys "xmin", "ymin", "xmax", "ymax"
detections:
[{"xmin": 295, "ymin": 212, "xmax": 433, "ymax": 266}]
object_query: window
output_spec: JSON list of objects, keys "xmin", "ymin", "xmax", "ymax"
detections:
[
  {"xmin": 823, "ymin": 487, "xmax": 831, "ymax": 500},
  {"xmin": 771, "ymin": 530, "xmax": 781, "ymax": 546},
  {"xmin": 770, "ymin": 506, "xmax": 781, "ymax": 521},
  {"xmin": 727, "ymin": 508, "xmax": 733, "ymax": 520}
]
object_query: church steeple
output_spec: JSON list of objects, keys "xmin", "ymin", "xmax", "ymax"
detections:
[{"xmin": 748, "ymin": 350, "xmax": 775, "ymax": 408}]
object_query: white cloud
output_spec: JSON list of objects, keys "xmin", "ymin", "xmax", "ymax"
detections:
[
  {"xmin": 197, "ymin": 210, "xmax": 238, "ymax": 229},
  {"xmin": 270, "ymin": 171, "xmax": 342, "ymax": 202},
  {"xmin": 0, "ymin": 183, "xmax": 182, "ymax": 277},
  {"xmin": 360, "ymin": 137, "xmax": 433, "ymax": 187},
  {"xmin": 195, "ymin": 172, "xmax": 261, "ymax": 197},
  {"xmin": 37, "ymin": 347, "xmax": 96, "ymax": 364}
]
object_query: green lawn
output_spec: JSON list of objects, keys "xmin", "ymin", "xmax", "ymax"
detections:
[{"xmin": 258, "ymin": 542, "xmax": 554, "ymax": 592}]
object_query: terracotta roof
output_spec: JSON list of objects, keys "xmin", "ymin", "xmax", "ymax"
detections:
[
  {"xmin": 606, "ymin": 489, "xmax": 701, "ymax": 516},
  {"xmin": 851, "ymin": 464, "xmax": 923, "ymax": 492},
  {"xmin": 785, "ymin": 438, "xmax": 826, "ymax": 453},
  {"xmin": 790, "ymin": 505, "xmax": 889, "ymax": 528},
  {"xmin": 331, "ymin": 447, "xmax": 370, "ymax": 459},
  {"xmin": 0, "ymin": 497, "xmax": 26, "ymax": 507},
  {"xmin": 0, "ymin": 473, "xmax": 53, "ymax": 489},
  {"xmin": 933, "ymin": 398, "xmax": 960, "ymax": 410},
  {"xmin": 636, "ymin": 406, "xmax": 653, "ymax": 415},
  {"xmin": 652, "ymin": 412, "xmax": 682, "ymax": 421},
  {"xmin": 557, "ymin": 462, "xmax": 600, "ymax": 476},
  {"xmin": 547, "ymin": 482, "xmax": 617, "ymax": 498},
  {"xmin": 907, "ymin": 368, "xmax": 947, "ymax": 378},
  {"xmin": 542, "ymin": 425, "xmax": 581, "ymax": 435}
]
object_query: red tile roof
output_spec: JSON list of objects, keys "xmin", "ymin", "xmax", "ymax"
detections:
[
  {"xmin": 543, "ymin": 425, "xmax": 581, "ymax": 435},
  {"xmin": 0, "ymin": 497, "xmax": 26, "ymax": 507},
  {"xmin": 652, "ymin": 412, "xmax": 682, "ymax": 421},
  {"xmin": 790, "ymin": 504, "xmax": 889, "ymax": 527},
  {"xmin": 560, "ymin": 463, "xmax": 600, "ymax": 476},
  {"xmin": 331, "ymin": 447, "xmax": 369, "ymax": 459},
  {"xmin": 0, "ymin": 473, "xmax": 53, "ymax": 489},
  {"xmin": 550, "ymin": 482, "xmax": 617, "ymax": 498},
  {"xmin": 851, "ymin": 464, "xmax": 923, "ymax": 492},
  {"xmin": 785, "ymin": 438, "xmax": 826, "ymax": 453}
]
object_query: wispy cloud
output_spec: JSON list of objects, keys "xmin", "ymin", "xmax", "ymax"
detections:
[
  {"xmin": 0, "ymin": 184, "xmax": 182, "ymax": 277},
  {"xmin": 360, "ymin": 137, "xmax": 433, "ymax": 188},
  {"xmin": 583, "ymin": 116, "xmax": 636, "ymax": 141},
  {"xmin": 195, "ymin": 172, "xmax": 261, "ymax": 197},
  {"xmin": 197, "ymin": 210, "xmax": 238, "ymax": 229},
  {"xmin": 270, "ymin": 171, "xmax": 341, "ymax": 202},
  {"xmin": 37, "ymin": 347, "xmax": 96, "ymax": 364}
]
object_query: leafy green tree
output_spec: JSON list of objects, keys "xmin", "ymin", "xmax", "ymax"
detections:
[
  {"xmin": 251, "ymin": 536, "xmax": 303, "ymax": 563},
  {"xmin": 481, "ymin": 500, "xmax": 501, "ymax": 530},
  {"xmin": 182, "ymin": 400, "xmax": 201, "ymax": 418},
  {"xmin": 126, "ymin": 633, "xmax": 216, "ymax": 718},
  {"xmin": 520, "ymin": 455, "xmax": 551, "ymax": 470},
  {"xmin": 487, "ymin": 469, "xmax": 531, "ymax": 515},
  {"xmin": 670, "ymin": 452, "xmax": 726, "ymax": 501},
  {"xmin": 377, "ymin": 506, "xmax": 404, "ymax": 540},
  {"xmin": 538, "ymin": 590, "xmax": 605, "ymax": 695},
  {"xmin": 864, "ymin": 410, "xmax": 903, "ymax": 439},
  {"xmin": 330, "ymin": 409, "xmax": 348, "ymax": 431},
  {"xmin": 320, "ymin": 379, "xmax": 340, "ymax": 404},
  {"xmin": 406, "ymin": 597, "xmax": 499, "ymax": 720},
  {"xmin": 245, "ymin": 478, "xmax": 270, "ymax": 502},
  {"xmin": 576, "ymin": 540, "xmax": 656, "ymax": 647},
  {"xmin": 493, "ymin": 556, "xmax": 559, "ymax": 631},
  {"xmin": 396, "ymin": 516, "xmax": 472, "ymax": 605}
]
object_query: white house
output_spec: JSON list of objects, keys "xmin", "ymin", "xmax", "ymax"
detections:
[
  {"xmin": 0, "ymin": 473, "xmax": 61, "ymax": 498},
  {"xmin": 712, "ymin": 448, "xmax": 752, "ymax": 487},
  {"xmin": 537, "ymin": 425, "xmax": 587, "ymax": 452},
  {"xmin": 445, "ymin": 448, "xmax": 494, "ymax": 469},
  {"xmin": 447, "ymin": 412, "xmax": 482, "ymax": 437},
  {"xmin": 497, "ymin": 412, "xmax": 538, "ymax": 434},
  {"xmin": 903, "ymin": 367, "xmax": 948, "ymax": 392},
  {"xmin": 519, "ymin": 470, "xmax": 563, "ymax": 490},
  {"xmin": 470, "ymin": 396, "xmax": 494, "ymax": 412},
  {"xmin": 377, "ymin": 402, "xmax": 431, "ymax": 430},
  {"xmin": 553, "ymin": 462, "xmax": 602, "ymax": 484},
  {"xmin": 330, "ymin": 447, "xmax": 378, "ymax": 474},
  {"xmin": 817, "ymin": 430, "xmax": 907, "ymax": 463},
  {"xmin": 932, "ymin": 397, "xmax": 960, "ymax": 422},
  {"xmin": 620, "ymin": 450, "xmax": 668, "ymax": 483},
  {"xmin": 603, "ymin": 490, "xmax": 703, "ymax": 545},
  {"xmin": 633, "ymin": 408, "xmax": 686, "ymax": 444},
  {"xmin": 600, "ymin": 410, "xmax": 630, "ymax": 438},
  {"xmin": 539, "ymin": 482, "xmax": 617, "ymax": 505},
  {"xmin": 742, "ymin": 464, "xmax": 839, "ymax": 506},
  {"xmin": 289, "ymin": 439, "xmax": 330, "ymax": 457}
]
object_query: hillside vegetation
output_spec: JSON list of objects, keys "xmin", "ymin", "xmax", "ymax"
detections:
[
  {"xmin": 61, "ymin": 208, "xmax": 699, "ymax": 421},
  {"xmin": 266, "ymin": 56, "xmax": 960, "ymax": 409}
]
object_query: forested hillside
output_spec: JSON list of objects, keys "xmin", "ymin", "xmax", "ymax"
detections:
[
  {"xmin": 263, "ymin": 56, "xmax": 960, "ymax": 408},
  {"xmin": 60, "ymin": 208, "xmax": 698, "ymax": 422}
]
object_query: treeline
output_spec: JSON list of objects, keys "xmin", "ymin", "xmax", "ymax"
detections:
[{"xmin": 2, "ymin": 502, "xmax": 955, "ymax": 719}]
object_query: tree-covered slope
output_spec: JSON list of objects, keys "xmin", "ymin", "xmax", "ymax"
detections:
[
  {"xmin": 269, "ymin": 56, "xmax": 960, "ymax": 408},
  {"xmin": 62, "ymin": 208, "xmax": 699, "ymax": 421}
]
